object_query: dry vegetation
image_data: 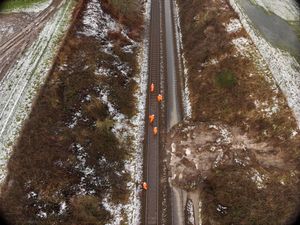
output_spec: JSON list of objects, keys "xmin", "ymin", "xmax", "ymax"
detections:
[
  {"xmin": 178, "ymin": 0, "xmax": 297, "ymax": 140},
  {"xmin": 0, "ymin": 0, "xmax": 144, "ymax": 224},
  {"xmin": 202, "ymin": 167, "xmax": 299, "ymax": 225},
  {"xmin": 167, "ymin": 120, "xmax": 300, "ymax": 225},
  {"xmin": 101, "ymin": 0, "xmax": 144, "ymax": 40},
  {"xmin": 174, "ymin": 0, "xmax": 300, "ymax": 223}
]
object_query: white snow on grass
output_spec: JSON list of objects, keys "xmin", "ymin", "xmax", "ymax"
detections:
[
  {"xmin": 78, "ymin": 0, "xmax": 150, "ymax": 224},
  {"xmin": 254, "ymin": 98, "xmax": 280, "ymax": 118},
  {"xmin": 68, "ymin": 110, "xmax": 82, "ymax": 129},
  {"xmin": 230, "ymin": 0, "xmax": 300, "ymax": 128},
  {"xmin": 250, "ymin": 0, "xmax": 300, "ymax": 21},
  {"xmin": 58, "ymin": 201, "xmax": 67, "ymax": 215},
  {"xmin": 174, "ymin": 0, "xmax": 192, "ymax": 118},
  {"xmin": 4, "ymin": 0, "xmax": 53, "ymax": 13},
  {"xmin": 187, "ymin": 199, "xmax": 195, "ymax": 225},
  {"xmin": 216, "ymin": 204, "xmax": 228, "ymax": 214},
  {"xmin": 232, "ymin": 36, "xmax": 251, "ymax": 54},
  {"xmin": 250, "ymin": 168, "xmax": 266, "ymax": 189},
  {"xmin": 225, "ymin": 18, "xmax": 242, "ymax": 33},
  {"xmin": 0, "ymin": 0, "xmax": 75, "ymax": 185},
  {"xmin": 37, "ymin": 210, "xmax": 47, "ymax": 218},
  {"xmin": 79, "ymin": 0, "xmax": 117, "ymax": 39},
  {"xmin": 201, "ymin": 58, "xmax": 220, "ymax": 67},
  {"xmin": 198, "ymin": 200, "xmax": 202, "ymax": 225},
  {"xmin": 72, "ymin": 143, "xmax": 96, "ymax": 195}
]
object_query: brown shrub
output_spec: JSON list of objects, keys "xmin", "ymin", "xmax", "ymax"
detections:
[{"xmin": 0, "ymin": 0, "xmax": 142, "ymax": 224}]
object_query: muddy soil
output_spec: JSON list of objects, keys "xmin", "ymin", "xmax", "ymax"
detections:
[
  {"xmin": 0, "ymin": 13, "xmax": 33, "ymax": 45},
  {"xmin": 167, "ymin": 120, "xmax": 300, "ymax": 224}
]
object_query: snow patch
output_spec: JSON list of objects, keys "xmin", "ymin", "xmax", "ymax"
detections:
[
  {"xmin": 174, "ymin": 0, "xmax": 192, "ymax": 118},
  {"xmin": 250, "ymin": 169, "xmax": 266, "ymax": 189},
  {"xmin": 216, "ymin": 204, "xmax": 228, "ymax": 214},
  {"xmin": 187, "ymin": 200, "xmax": 195, "ymax": 224},
  {"xmin": 232, "ymin": 37, "xmax": 251, "ymax": 54},
  {"xmin": 79, "ymin": 0, "xmax": 151, "ymax": 223},
  {"xmin": 58, "ymin": 201, "xmax": 67, "ymax": 215},
  {"xmin": 250, "ymin": 0, "xmax": 300, "ymax": 21},
  {"xmin": 225, "ymin": 18, "xmax": 242, "ymax": 33}
]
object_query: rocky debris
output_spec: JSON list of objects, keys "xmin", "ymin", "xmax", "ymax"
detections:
[{"xmin": 166, "ymin": 119, "xmax": 297, "ymax": 190}]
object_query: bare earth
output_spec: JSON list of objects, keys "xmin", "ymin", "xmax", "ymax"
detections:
[{"xmin": 0, "ymin": 0, "xmax": 64, "ymax": 80}]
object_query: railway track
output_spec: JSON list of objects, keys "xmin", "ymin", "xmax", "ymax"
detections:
[
  {"xmin": 144, "ymin": 0, "xmax": 161, "ymax": 224},
  {"xmin": 144, "ymin": 0, "xmax": 184, "ymax": 224}
]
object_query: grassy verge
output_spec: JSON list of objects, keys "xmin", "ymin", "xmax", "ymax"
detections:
[
  {"xmin": 0, "ymin": 0, "xmax": 48, "ymax": 12},
  {"xmin": 176, "ymin": 0, "xmax": 300, "ymax": 223},
  {"xmin": 0, "ymin": 0, "xmax": 144, "ymax": 224},
  {"xmin": 178, "ymin": 0, "xmax": 297, "ymax": 142},
  {"xmin": 203, "ymin": 166, "xmax": 299, "ymax": 225},
  {"xmin": 101, "ymin": 0, "xmax": 144, "ymax": 40}
]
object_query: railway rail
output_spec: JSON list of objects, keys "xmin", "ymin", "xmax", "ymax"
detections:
[{"xmin": 144, "ymin": 0, "xmax": 161, "ymax": 224}]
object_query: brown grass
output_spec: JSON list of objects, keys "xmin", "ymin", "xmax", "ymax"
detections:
[
  {"xmin": 176, "ymin": 0, "xmax": 300, "ymax": 223},
  {"xmin": 101, "ymin": 0, "xmax": 144, "ymax": 41},
  {"xmin": 202, "ymin": 166, "xmax": 300, "ymax": 225},
  {"xmin": 0, "ymin": 0, "xmax": 143, "ymax": 224},
  {"xmin": 178, "ymin": 0, "xmax": 297, "ymax": 142}
]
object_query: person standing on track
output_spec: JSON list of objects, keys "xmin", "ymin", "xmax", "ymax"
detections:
[
  {"xmin": 157, "ymin": 94, "xmax": 163, "ymax": 102},
  {"xmin": 150, "ymin": 83, "xmax": 155, "ymax": 93},
  {"xmin": 149, "ymin": 114, "xmax": 155, "ymax": 124},
  {"xmin": 142, "ymin": 182, "xmax": 148, "ymax": 190},
  {"xmin": 153, "ymin": 127, "xmax": 158, "ymax": 135}
]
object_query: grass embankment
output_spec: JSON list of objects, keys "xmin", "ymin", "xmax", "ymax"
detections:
[
  {"xmin": 177, "ymin": 0, "xmax": 300, "ymax": 223},
  {"xmin": 102, "ymin": 0, "xmax": 143, "ymax": 40},
  {"xmin": 0, "ymin": 0, "xmax": 48, "ymax": 11},
  {"xmin": 0, "ymin": 0, "xmax": 144, "ymax": 224}
]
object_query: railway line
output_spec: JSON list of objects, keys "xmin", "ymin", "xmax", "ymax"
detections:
[
  {"xmin": 144, "ymin": 0, "xmax": 183, "ymax": 224},
  {"xmin": 144, "ymin": 0, "xmax": 161, "ymax": 224}
]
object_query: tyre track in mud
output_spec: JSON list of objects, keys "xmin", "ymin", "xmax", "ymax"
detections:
[
  {"xmin": 0, "ymin": 0, "xmax": 64, "ymax": 80},
  {"xmin": 0, "ymin": 0, "xmax": 74, "ymax": 148}
]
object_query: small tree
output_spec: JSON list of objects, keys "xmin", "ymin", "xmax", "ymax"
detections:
[{"xmin": 215, "ymin": 70, "xmax": 237, "ymax": 88}]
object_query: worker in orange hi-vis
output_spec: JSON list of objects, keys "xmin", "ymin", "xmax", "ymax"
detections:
[
  {"xmin": 150, "ymin": 83, "xmax": 155, "ymax": 93},
  {"xmin": 149, "ymin": 114, "xmax": 155, "ymax": 124},
  {"xmin": 153, "ymin": 127, "xmax": 158, "ymax": 135},
  {"xmin": 142, "ymin": 182, "xmax": 148, "ymax": 190},
  {"xmin": 157, "ymin": 94, "xmax": 163, "ymax": 102}
]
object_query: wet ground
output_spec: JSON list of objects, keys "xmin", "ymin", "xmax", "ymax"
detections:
[
  {"xmin": 237, "ymin": 0, "xmax": 300, "ymax": 61},
  {"xmin": 0, "ymin": 13, "xmax": 33, "ymax": 44},
  {"xmin": 163, "ymin": 0, "xmax": 185, "ymax": 224},
  {"xmin": 0, "ymin": 0, "xmax": 65, "ymax": 80},
  {"xmin": 164, "ymin": 0, "xmax": 182, "ymax": 130}
]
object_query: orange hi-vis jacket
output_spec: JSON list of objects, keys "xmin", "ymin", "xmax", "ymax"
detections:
[
  {"xmin": 153, "ymin": 127, "xmax": 158, "ymax": 135},
  {"xmin": 157, "ymin": 94, "xmax": 163, "ymax": 102},
  {"xmin": 143, "ymin": 182, "xmax": 148, "ymax": 190},
  {"xmin": 149, "ymin": 114, "xmax": 155, "ymax": 123},
  {"xmin": 150, "ymin": 83, "xmax": 155, "ymax": 92}
]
